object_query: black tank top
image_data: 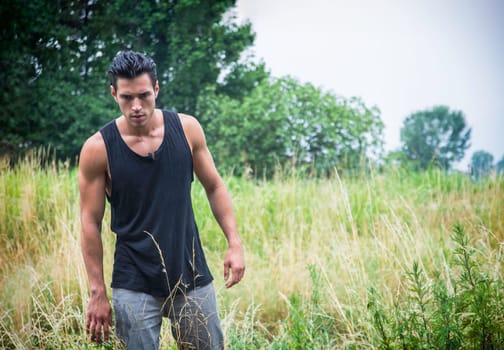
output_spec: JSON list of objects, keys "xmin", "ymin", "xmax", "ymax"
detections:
[{"xmin": 100, "ymin": 110, "xmax": 213, "ymax": 297}]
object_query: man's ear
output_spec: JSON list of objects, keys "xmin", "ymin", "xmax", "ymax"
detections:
[
  {"xmin": 154, "ymin": 80, "xmax": 159, "ymax": 98},
  {"xmin": 110, "ymin": 85, "xmax": 118, "ymax": 101}
]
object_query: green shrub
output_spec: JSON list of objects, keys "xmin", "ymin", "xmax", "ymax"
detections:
[{"xmin": 368, "ymin": 223, "xmax": 504, "ymax": 349}]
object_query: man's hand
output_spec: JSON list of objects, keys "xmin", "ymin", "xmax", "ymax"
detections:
[
  {"xmin": 224, "ymin": 244, "xmax": 245, "ymax": 288},
  {"xmin": 86, "ymin": 291, "xmax": 112, "ymax": 344}
]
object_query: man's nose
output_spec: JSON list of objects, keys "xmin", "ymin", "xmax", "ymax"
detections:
[{"xmin": 132, "ymin": 98, "xmax": 142, "ymax": 110}]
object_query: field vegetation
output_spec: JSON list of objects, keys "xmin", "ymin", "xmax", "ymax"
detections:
[{"xmin": 1, "ymin": 152, "xmax": 502, "ymax": 349}]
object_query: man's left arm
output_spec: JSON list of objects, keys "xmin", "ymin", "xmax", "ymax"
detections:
[{"xmin": 180, "ymin": 114, "xmax": 245, "ymax": 288}]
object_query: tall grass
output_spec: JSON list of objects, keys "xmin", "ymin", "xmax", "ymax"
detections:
[{"xmin": 1, "ymin": 153, "xmax": 502, "ymax": 349}]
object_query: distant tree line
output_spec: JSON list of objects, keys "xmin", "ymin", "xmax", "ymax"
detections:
[
  {"xmin": 389, "ymin": 105, "xmax": 502, "ymax": 178},
  {"xmin": 1, "ymin": 0, "xmax": 501, "ymax": 177},
  {"xmin": 470, "ymin": 150, "xmax": 504, "ymax": 179}
]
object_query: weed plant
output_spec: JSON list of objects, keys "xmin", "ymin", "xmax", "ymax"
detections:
[{"xmin": 368, "ymin": 224, "xmax": 503, "ymax": 349}]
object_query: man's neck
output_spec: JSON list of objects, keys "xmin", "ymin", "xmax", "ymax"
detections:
[{"xmin": 121, "ymin": 109, "xmax": 160, "ymax": 137}]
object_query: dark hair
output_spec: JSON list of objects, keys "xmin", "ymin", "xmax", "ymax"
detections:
[{"xmin": 107, "ymin": 51, "xmax": 157, "ymax": 89}]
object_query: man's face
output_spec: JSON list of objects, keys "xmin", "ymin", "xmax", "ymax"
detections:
[{"xmin": 111, "ymin": 73, "xmax": 159, "ymax": 128}]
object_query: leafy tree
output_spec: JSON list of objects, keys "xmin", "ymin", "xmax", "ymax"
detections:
[
  {"xmin": 0, "ymin": 0, "xmax": 115, "ymax": 159},
  {"xmin": 399, "ymin": 106, "xmax": 471, "ymax": 171},
  {"xmin": 197, "ymin": 76, "xmax": 384, "ymax": 177},
  {"xmin": 215, "ymin": 60, "xmax": 270, "ymax": 101},
  {"xmin": 0, "ymin": 0, "xmax": 255, "ymax": 160},
  {"xmin": 470, "ymin": 150, "xmax": 494, "ymax": 179}
]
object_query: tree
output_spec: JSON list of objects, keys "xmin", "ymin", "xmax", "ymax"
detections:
[
  {"xmin": 399, "ymin": 106, "xmax": 471, "ymax": 171},
  {"xmin": 470, "ymin": 150, "xmax": 494, "ymax": 179},
  {"xmin": 1, "ymin": 0, "xmax": 123, "ymax": 159},
  {"xmin": 197, "ymin": 76, "xmax": 384, "ymax": 177},
  {"xmin": 496, "ymin": 155, "xmax": 504, "ymax": 175},
  {"xmin": 0, "ymin": 0, "xmax": 255, "ymax": 160}
]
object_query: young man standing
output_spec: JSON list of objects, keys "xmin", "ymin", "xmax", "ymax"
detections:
[{"xmin": 79, "ymin": 51, "xmax": 245, "ymax": 349}]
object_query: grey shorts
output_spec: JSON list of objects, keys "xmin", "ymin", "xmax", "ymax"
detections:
[{"xmin": 112, "ymin": 283, "xmax": 224, "ymax": 349}]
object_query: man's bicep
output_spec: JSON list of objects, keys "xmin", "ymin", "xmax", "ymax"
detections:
[
  {"xmin": 79, "ymin": 137, "xmax": 107, "ymax": 226},
  {"xmin": 182, "ymin": 115, "xmax": 223, "ymax": 192},
  {"xmin": 193, "ymin": 145, "xmax": 223, "ymax": 193}
]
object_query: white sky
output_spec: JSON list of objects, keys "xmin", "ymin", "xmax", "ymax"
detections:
[{"xmin": 235, "ymin": 0, "xmax": 504, "ymax": 169}]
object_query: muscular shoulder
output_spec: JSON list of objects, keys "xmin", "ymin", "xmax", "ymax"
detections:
[
  {"xmin": 79, "ymin": 132, "xmax": 108, "ymax": 178},
  {"xmin": 178, "ymin": 113, "xmax": 206, "ymax": 152},
  {"xmin": 178, "ymin": 113, "xmax": 201, "ymax": 131}
]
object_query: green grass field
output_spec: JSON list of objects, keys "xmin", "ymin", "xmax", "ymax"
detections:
[{"xmin": 1, "ymin": 153, "xmax": 503, "ymax": 349}]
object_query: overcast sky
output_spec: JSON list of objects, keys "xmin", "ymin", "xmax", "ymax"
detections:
[{"xmin": 235, "ymin": 0, "xmax": 504, "ymax": 169}]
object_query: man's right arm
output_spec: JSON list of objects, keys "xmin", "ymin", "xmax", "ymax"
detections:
[{"xmin": 78, "ymin": 132, "xmax": 112, "ymax": 343}]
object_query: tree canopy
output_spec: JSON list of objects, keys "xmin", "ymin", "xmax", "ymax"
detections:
[
  {"xmin": 1, "ymin": 0, "xmax": 255, "ymax": 160},
  {"xmin": 197, "ymin": 77, "xmax": 384, "ymax": 177},
  {"xmin": 399, "ymin": 106, "xmax": 471, "ymax": 171},
  {"xmin": 470, "ymin": 150, "xmax": 494, "ymax": 179}
]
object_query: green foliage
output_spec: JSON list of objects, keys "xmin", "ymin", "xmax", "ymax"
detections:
[
  {"xmin": 268, "ymin": 265, "xmax": 337, "ymax": 350},
  {"xmin": 215, "ymin": 60, "xmax": 270, "ymax": 102},
  {"xmin": 0, "ymin": 0, "xmax": 117, "ymax": 159},
  {"xmin": 451, "ymin": 224, "xmax": 503, "ymax": 349},
  {"xmin": 470, "ymin": 150, "xmax": 494, "ymax": 179},
  {"xmin": 368, "ymin": 223, "xmax": 504, "ymax": 349},
  {"xmin": 399, "ymin": 106, "xmax": 471, "ymax": 171},
  {"xmin": 0, "ymin": 0, "xmax": 255, "ymax": 161},
  {"xmin": 197, "ymin": 76, "xmax": 384, "ymax": 177},
  {"xmin": 367, "ymin": 288, "xmax": 392, "ymax": 350}
]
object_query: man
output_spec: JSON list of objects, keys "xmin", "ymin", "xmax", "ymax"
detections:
[{"xmin": 79, "ymin": 50, "xmax": 245, "ymax": 349}]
